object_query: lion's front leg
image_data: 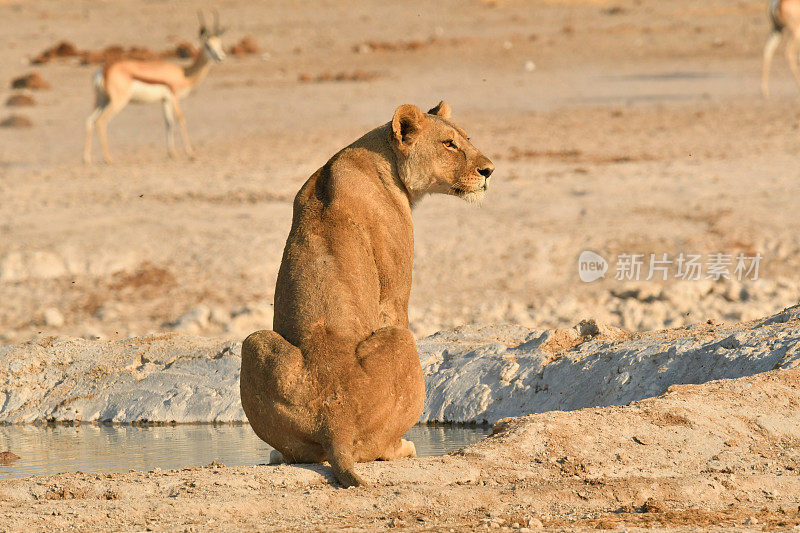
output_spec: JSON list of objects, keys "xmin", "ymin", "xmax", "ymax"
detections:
[{"xmin": 379, "ymin": 439, "xmax": 417, "ymax": 461}]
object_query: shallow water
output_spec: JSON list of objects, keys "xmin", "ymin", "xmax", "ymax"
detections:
[{"xmin": 0, "ymin": 424, "xmax": 490, "ymax": 479}]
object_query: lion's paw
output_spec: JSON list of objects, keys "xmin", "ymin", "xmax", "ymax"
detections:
[{"xmin": 400, "ymin": 439, "xmax": 417, "ymax": 458}]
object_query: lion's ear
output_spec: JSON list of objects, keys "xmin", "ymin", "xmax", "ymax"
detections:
[
  {"xmin": 391, "ymin": 104, "xmax": 426, "ymax": 152},
  {"xmin": 427, "ymin": 100, "xmax": 451, "ymax": 119}
]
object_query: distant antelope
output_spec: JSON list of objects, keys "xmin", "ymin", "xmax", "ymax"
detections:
[
  {"xmin": 762, "ymin": 0, "xmax": 800, "ymax": 98},
  {"xmin": 84, "ymin": 11, "xmax": 226, "ymax": 164}
]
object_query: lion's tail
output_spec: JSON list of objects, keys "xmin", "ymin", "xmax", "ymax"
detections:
[{"xmin": 325, "ymin": 442, "xmax": 365, "ymax": 488}]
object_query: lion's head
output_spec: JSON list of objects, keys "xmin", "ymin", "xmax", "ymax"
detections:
[{"xmin": 389, "ymin": 101, "xmax": 494, "ymax": 205}]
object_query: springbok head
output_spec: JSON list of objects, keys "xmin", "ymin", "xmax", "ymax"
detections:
[{"xmin": 198, "ymin": 10, "xmax": 226, "ymax": 63}]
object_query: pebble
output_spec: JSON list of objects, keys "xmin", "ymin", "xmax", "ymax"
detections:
[
  {"xmin": 527, "ymin": 517, "xmax": 543, "ymax": 528},
  {"xmin": 173, "ymin": 305, "xmax": 211, "ymax": 332},
  {"xmin": 43, "ymin": 308, "xmax": 64, "ymax": 328}
]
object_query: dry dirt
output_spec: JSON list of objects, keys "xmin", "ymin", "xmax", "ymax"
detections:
[
  {"xmin": 1, "ymin": 0, "xmax": 799, "ymax": 344},
  {"xmin": 1, "ymin": 0, "xmax": 800, "ymax": 530},
  {"xmin": 0, "ymin": 368, "xmax": 797, "ymax": 531}
]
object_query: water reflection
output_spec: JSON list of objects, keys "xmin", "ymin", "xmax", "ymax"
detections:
[{"xmin": 0, "ymin": 424, "xmax": 490, "ymax": 479}]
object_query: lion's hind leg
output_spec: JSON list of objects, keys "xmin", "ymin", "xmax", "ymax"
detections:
[
  {"xmin": 268, "ymin": 444, "xmax": 326, "ymax": 465},
  {"xmin": 240, "ymin": 330, "xmax": 315, "ymax": 458}
]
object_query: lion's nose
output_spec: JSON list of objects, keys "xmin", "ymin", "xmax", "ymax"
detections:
[{"xmin": 477, "ymin": 160, "xmax": 494, "ymax": 179}]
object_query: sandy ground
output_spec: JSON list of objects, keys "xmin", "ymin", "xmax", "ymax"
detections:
[
  {"xmin": 2, "ymin": 0, "xmax": 800, "ymax": 345},
  {"xmin": 0, "ymin": 367, "xmax": 797, "ymax": 531},
  {"xmin": 2, "ymin": 0, "xmax": 800, "ymax": 530}
]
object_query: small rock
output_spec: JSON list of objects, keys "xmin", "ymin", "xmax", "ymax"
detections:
[
  {"xmin": 0, "ymin": 451, "xmax": 20, "ymax": 464},
  {"xmin": 226, "ymin": 303, "xmax": 274, "ymax": 335},
  {"xmin": 173, "ymin": 305, "xmax": 211, "ymax": 333},
  {"xmin": 641, "ymin": 497, "xmax": 665, "ymax": 513},
  {"xmin": 527, "ymin": 517, "xmax": 543, "ymax": 528},
  {"xmin": 524, "ymin": 60, "xmax": 536, "ymax": 72},
  {"xmin": 81, "ymin": 329, "xmax": 105, "ymax": 341},
  {"xmin": 743, "ymin": 516, "xmax": 758, "ymax": 525},
  {"xmin": 43, "ymin": 308, "xmax": 64, "ymax": 328},
  {"xmin": 574, "ymin": 319, "xmax": 628, "ymax": 340}
]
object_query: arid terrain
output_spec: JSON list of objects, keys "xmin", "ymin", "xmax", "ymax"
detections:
[
  {"xmin": 0, "ymin": 364, "xmax": 798, "ymax": 531},
  {"xmin": 2, "ymin": 0, "xmax": 800, "ymax": 344},
  {"xmin": 2, "ymin": 0, "xmax": 800, "ymax": 530}
]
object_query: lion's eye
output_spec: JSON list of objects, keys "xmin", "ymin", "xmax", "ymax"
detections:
[{"xmin": 442, "ymin": 140, "xmax": 456, "ymax": 149}]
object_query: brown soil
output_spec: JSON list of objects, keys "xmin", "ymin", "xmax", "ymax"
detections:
[
  {"xmin": 298, "ymin": 69, "xmax": 382, "ymax": 83},
  {"xmin": 0, "ymin": 114, "xmax": 32, "ymax": 128},
  {"xmin": 5, "ymin": 94, "xmax": 35, "ymax": 107},
  {"xmin": 228, "ymin": 36, "xmax": 259, "ymax": 57},
  {"xmin": 0, "ymin": 452, "xmax": 20, "ymax": 464},
  {"xmin": 10, "ymin": 72, "xmax": 50, "ymax": 89},
  {"xmin": 30, "ymin": 40, "xmax": 80, "ymax": 64}
]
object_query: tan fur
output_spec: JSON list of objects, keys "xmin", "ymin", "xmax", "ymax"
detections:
[
  {"xmin": 84, "ymin": 20, "xmax": 225, "ymax": 164},
  {"xmin": 762, "ymin": 0, "xmax": 800, "ymax": 98},
  {"xmin": 240, "ymin": 102, "xmax": 494, "ymax": 487}
]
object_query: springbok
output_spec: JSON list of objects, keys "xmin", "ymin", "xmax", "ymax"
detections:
[
  {"xmin": 762, "ymin": 0, "xmax": 800, "ymax": 98},
  {"xmin": 84, "ymin": 12, "xmax": 226, "ymax": 164}
]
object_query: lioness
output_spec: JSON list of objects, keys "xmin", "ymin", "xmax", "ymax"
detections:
[{"xmin": 240, "ymin": 101, "xmax": 494, "ymax": 487}]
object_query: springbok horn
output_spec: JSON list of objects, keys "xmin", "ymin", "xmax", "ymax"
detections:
[{"xmin": 197, "ymin": 9, "xmax": 207, "ymax": 31}]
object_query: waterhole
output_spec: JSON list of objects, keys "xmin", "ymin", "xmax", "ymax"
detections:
[{"xmin": 0, "ymin": 424, "xmax": 491, "ymax": 479}]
